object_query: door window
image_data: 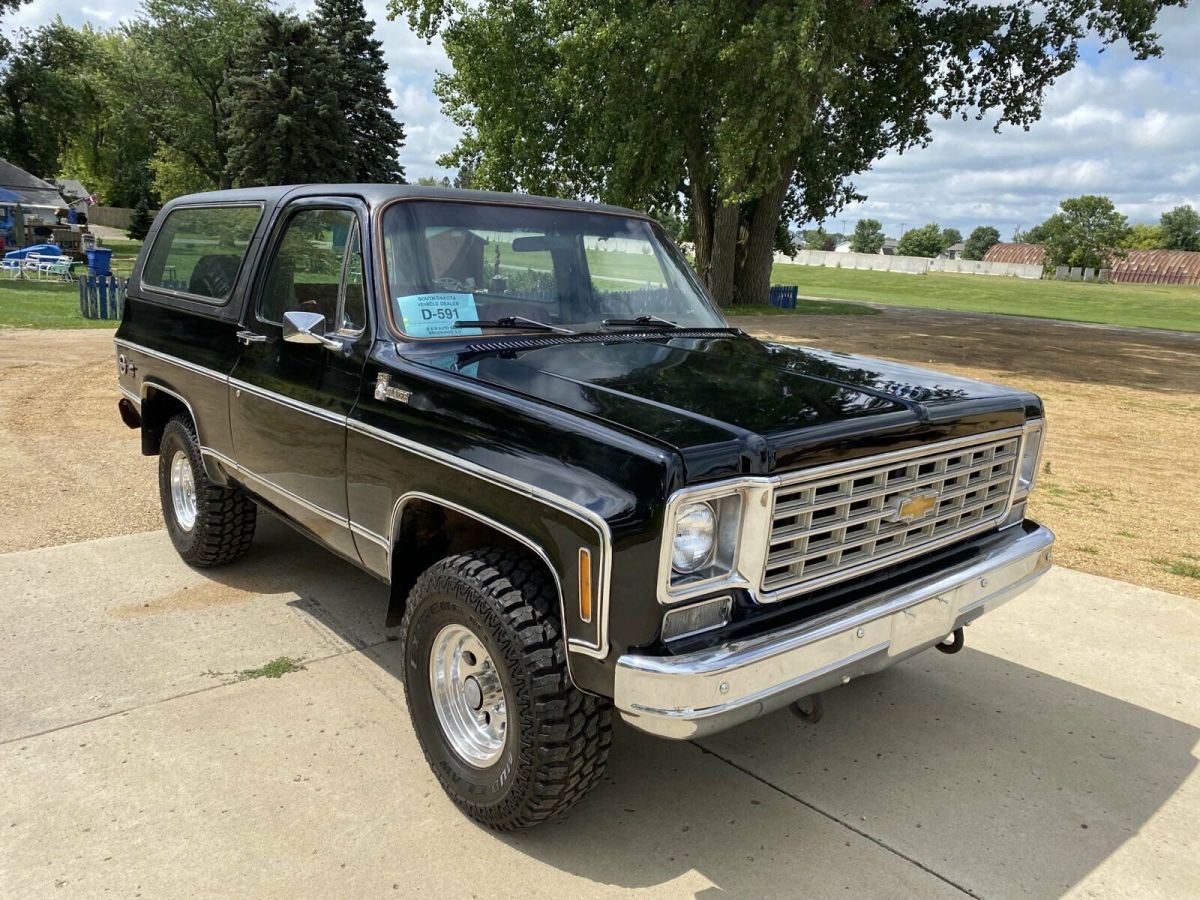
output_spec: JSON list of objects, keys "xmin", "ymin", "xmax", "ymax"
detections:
[{"xmin": 259, "ymin": 208, "xmax": 365, "ymax": 333}]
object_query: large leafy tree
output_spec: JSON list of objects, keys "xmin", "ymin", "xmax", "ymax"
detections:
[
  {"xmin": 128, "ymin": 0, "xmax": 268, "ymax": 191},
  {"xmin": 897, "ymin": 223, "xmax": 945, "ymax": 258},
  {"xmin": 0, "ymin": 22, "xmax": 92, "ymax": 177},
  {"xmin": 1159, "ymin": 204, "xmax": 1200, "ymax": 251},
  {"xmin": 224, "ymin": 12, "xmax": 351, "ymax": 187},
  {"xmin": 962, "ymin": 225, "xmax": 1001, "ymax": 260},
  {"xmin": 312, "ymin": 0, "xmax": 407, "ymax": 183},
  {"xmin": 850, "ymin": 218, "xmax": 886, "ymax": 254},
  {"xmin": 1036, "ymin": 195, "xmax": 1130, "ymax": 269},
  {"xmin": 391, "ymin": 0, "xmax": 1183, "ymax": 306}
]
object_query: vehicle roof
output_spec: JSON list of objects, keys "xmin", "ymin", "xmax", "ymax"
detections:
[{"xmin": 164, "ymin": 184, "xmax": 650, "ymax": 220}]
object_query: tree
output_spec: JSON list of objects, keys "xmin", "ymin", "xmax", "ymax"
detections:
[
  {"xmin": 1159, "ymin": 205, "xmax": 1200, "ymax": 251},
  {"xmin": 129, "ymin": 0, "xmax": 269, "ymax": 192},
  {"xmin": 940, "ymin": 228, "xmax": 963, "ymax": 249},
  {"xmin": 962, "ymin": 225, "xmax": 1001, "ymax": 260},
  {"xmin": 1035, "ymin": 195, "xmax": 1129, "ymax": 269},
  {"xmin": 311, "ymin": 0, "xmax": 406, "ymax": 183},
  {"xmin": 224, "ymin": 13, "xmax": 351, "ymax": 186},
  {"xmin": 126, "ymin": 196, "xmax": 154, "ymax": 241},
  {"xmin": 897, "ymin": 223, "xmax": 945, "ymax": 258},
  {"xmin": 802, "ymin": 228, "xmax": 835, "ymax": 251},
  {"xmin": 390, "ymin": 0, "xmax": 1182, "ymax": 307},
  {"xmin": 415, "ymin": 175, "xmax": 451, "ymax": 187},
  {"xmin": 0, "ymin": 22, "xmax": 92, "ymax": 177},
  {"xmin": 1123, "ymin": 223, "xmax": 1164, "ymax": 250},
  {"xmin": 850, "ymin": 218, "xmax": 885, "ymax": 254}
]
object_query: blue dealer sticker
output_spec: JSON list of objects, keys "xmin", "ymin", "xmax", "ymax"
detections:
[{"xmin": 396, "ymin": 292, "xmax": 481, "ymax": 337}]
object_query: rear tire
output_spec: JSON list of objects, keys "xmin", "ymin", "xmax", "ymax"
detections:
[
  {"xmin": 157, "ymin": 415, "xmax": 256, "ymax": 567},
  {"xmin": 400, "ymin": 548, "xmax": 612, "ymax": 830}
]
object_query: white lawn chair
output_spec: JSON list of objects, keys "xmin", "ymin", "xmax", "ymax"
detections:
[{"xmin": 40, "ymin": 256, "xmax": 74, "ymax": 281}]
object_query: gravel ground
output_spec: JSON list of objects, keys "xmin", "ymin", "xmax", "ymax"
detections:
[
  {"xmin": 1, "ymin": 312, "xmax": 1196, "ymax": 599},
  {"xmin": 0, "ymin": 329, "xmax": 158, "ymax": 551}
]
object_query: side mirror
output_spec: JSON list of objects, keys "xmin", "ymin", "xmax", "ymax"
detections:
[
  {"xmin": 282, "ymin": 310, "xmax": 349, "ymax": 355},
  {"xmin": 282, "ymin": 309, "xmax": 328, "ymax": 344}
]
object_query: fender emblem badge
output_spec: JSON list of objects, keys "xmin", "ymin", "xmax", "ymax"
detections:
[{"xmin": 374, "ymin": 373, "xmax": 412, "ymax": 405}]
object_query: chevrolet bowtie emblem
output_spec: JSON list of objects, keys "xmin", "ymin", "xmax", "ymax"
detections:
[{"xmin": 890, "ymin": 491, "xmax": 939, "ymax": 524}]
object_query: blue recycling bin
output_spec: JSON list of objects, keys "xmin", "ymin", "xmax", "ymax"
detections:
[{"xmin": 86, "ymin": 247, "xmax": 113, "ymax": 276}]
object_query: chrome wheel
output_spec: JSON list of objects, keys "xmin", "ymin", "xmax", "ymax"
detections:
[
  {"xmin": 428, "ymin": 623, "xmax": 509, "ymax": 767},
  {"xmin": 169, "ymin": 449, "xmax": 198, "ymax": 532}
]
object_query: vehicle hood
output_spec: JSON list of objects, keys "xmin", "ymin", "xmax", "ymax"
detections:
[{"xmin": 412, "ymin": 332, "xmax": 1041, "ymax": 481}]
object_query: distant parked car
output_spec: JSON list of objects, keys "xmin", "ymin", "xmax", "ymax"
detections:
[{"xmin": 115, "ymin": 184, "xmax": 1054, "ymax": 830}]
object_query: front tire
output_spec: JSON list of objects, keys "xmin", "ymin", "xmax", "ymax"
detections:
[
  {"xmin": 157, "ymin": 415, "xmax": 256, "ymax": 567},
  {"xmin": 400, "ymin": 548, "xmax": 612, "ymax": 830}
]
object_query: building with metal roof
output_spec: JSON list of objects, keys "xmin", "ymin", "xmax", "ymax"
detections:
[{"xmin": 983, "ymin": 242, "xmax": 1047, "ymax": 267}]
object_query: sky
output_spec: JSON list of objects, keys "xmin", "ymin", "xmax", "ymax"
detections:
[{"xmin": 6, "ymin": 1, "xmax": 1199, "ymax": 238}]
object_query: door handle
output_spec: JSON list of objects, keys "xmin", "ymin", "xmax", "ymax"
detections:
[{"xmin": 236, "ymin": 330, "xmax": 268, "ymax": 345}]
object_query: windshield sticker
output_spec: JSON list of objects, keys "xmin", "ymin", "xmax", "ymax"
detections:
[{"xmin": 396, "ymin": 292, "xmax": 481, "ymax": 337}]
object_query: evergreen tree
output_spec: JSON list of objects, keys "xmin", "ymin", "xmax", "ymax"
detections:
[
  {"xmin": 224, "ymin": 13, "xmax": 351, "ymax": 187},
  {"xmin": 312, "ymin": 0, "xmax": 406, "ymax": 183},
  {"xmin": 126, "ymin": 195, "xmax": 154, "ymax": 241}
]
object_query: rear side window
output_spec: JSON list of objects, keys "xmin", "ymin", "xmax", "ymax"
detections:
[{"xmin": 142, "ymin": 205, "xmax": 262, "ymax": 303}]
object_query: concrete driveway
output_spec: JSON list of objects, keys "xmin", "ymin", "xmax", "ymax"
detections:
[{"xmin": 2, "ymin": 516, "xmax": 1197, "ymax": 898}]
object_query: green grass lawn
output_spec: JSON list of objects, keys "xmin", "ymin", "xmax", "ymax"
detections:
[
  {"xmin": 0, "ymin": 280, "xmax": 115, "ymax": 329},
  {"xmin": 769, "ymin": 264, "xmax": 1200, "ymax": 332}
]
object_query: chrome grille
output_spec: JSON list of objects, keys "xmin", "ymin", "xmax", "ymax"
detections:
[{"xmin": 762, "ymin": 432, "xmax": 1021, "ymax": 595}]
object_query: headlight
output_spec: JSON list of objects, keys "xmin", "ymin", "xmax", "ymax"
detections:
[
  {"xmin": 1016, "ymin": 421, "xmax": 1045, "ymax": 496},
  {"xmin": 672, "ymin": 501, "xmax": 716, "ymax": 572}
]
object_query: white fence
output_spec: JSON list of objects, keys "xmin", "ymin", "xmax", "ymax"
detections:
[{"xmin": 774, "ymin": 248, "xmax": 1044, "ymax": 280}]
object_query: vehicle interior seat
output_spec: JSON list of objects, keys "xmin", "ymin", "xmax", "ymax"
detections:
[{"xmin": 189, "ymin": 254, "xmax": 242, "ymax": 300}]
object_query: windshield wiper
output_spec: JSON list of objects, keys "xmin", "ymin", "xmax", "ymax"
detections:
[
  {"xmin": 601, "ymin": 315, "xmax": 679, "ymax": 330},
  {"xmin": 453, "ymin": 316, "xmax": 577, "ymax": 335}
]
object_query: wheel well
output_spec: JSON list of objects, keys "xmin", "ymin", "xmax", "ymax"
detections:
[
  {"xmin": 140, "ymin": 385, "xmax": 192, "ymax": 456},
  {"xmin": 386, "ymin": 498, "xmax": 547, "ymax": 627}
]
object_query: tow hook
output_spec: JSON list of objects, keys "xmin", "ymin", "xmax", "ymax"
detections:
[
  {"xmin": 791, "ymin": 693, "xmax": 824, "ymax": 724},
  {"xmin": 936, "ymin": 627, "xmax": 965, "ymax": 654}
]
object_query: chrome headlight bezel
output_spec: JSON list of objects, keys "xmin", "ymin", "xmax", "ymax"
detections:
[{"xmin": 659, "ymin": 479, "xmax": 773, "ymax": 604}]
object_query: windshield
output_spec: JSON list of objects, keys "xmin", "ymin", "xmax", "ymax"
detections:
[{"xmin": 381, "ymin": 200, "xmax": 726, "ymax": 339}]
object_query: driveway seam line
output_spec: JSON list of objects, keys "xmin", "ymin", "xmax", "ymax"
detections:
[
  {"xmin": 0, "ymin": 640, "xmax": 392, "ymax": 747},
  {"xmin": 694, "ymin": 742, "xmax": 984, "ymax": 900}
]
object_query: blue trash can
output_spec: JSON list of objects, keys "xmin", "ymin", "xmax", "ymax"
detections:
[{"xmin": 86, "ymin": 247, "xmax": 113, "ymax": 276}]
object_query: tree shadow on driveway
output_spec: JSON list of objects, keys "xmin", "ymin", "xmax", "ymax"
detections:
[{"xmin": 263, "ymin": 520, "xmax": 1198, "ymax": 898}]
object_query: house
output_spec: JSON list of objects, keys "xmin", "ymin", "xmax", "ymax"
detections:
[
  {"xmin": 833, "ymin": 239, "xmax": 853, "ymax": 254},
  {"xmin": 880, "ymin": 238, "xmax": 898, "ymax": 256},
  {"xmin": 0, "ymin": 159, "xmax": 68, "ymax": 245},
  {"xmin": 941, "ymin": 241, "xmax": 966, "ymax": 259},
  {"xmin": 53, "ymin": 178, "xmax": 95, "ymax": 218}
]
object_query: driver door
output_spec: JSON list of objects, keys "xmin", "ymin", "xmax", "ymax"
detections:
[{"xmin": 229, "ymin": 200, "xmax": 370, "ymax": 561}]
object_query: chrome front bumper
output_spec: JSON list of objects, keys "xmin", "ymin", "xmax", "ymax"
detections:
[{"xmin": 615, "ymin": 523, "xmax": 1055, "ymax": 739}]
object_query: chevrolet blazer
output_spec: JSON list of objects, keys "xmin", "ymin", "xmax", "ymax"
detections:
[{"xmin": 114, "ymin": 184, "xmax": 1054, "ymax": 829}]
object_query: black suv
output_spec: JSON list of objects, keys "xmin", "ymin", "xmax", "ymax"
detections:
[{"xmin": 115, "ymin": 185, "xmax": 1054, "ymax": 829}]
